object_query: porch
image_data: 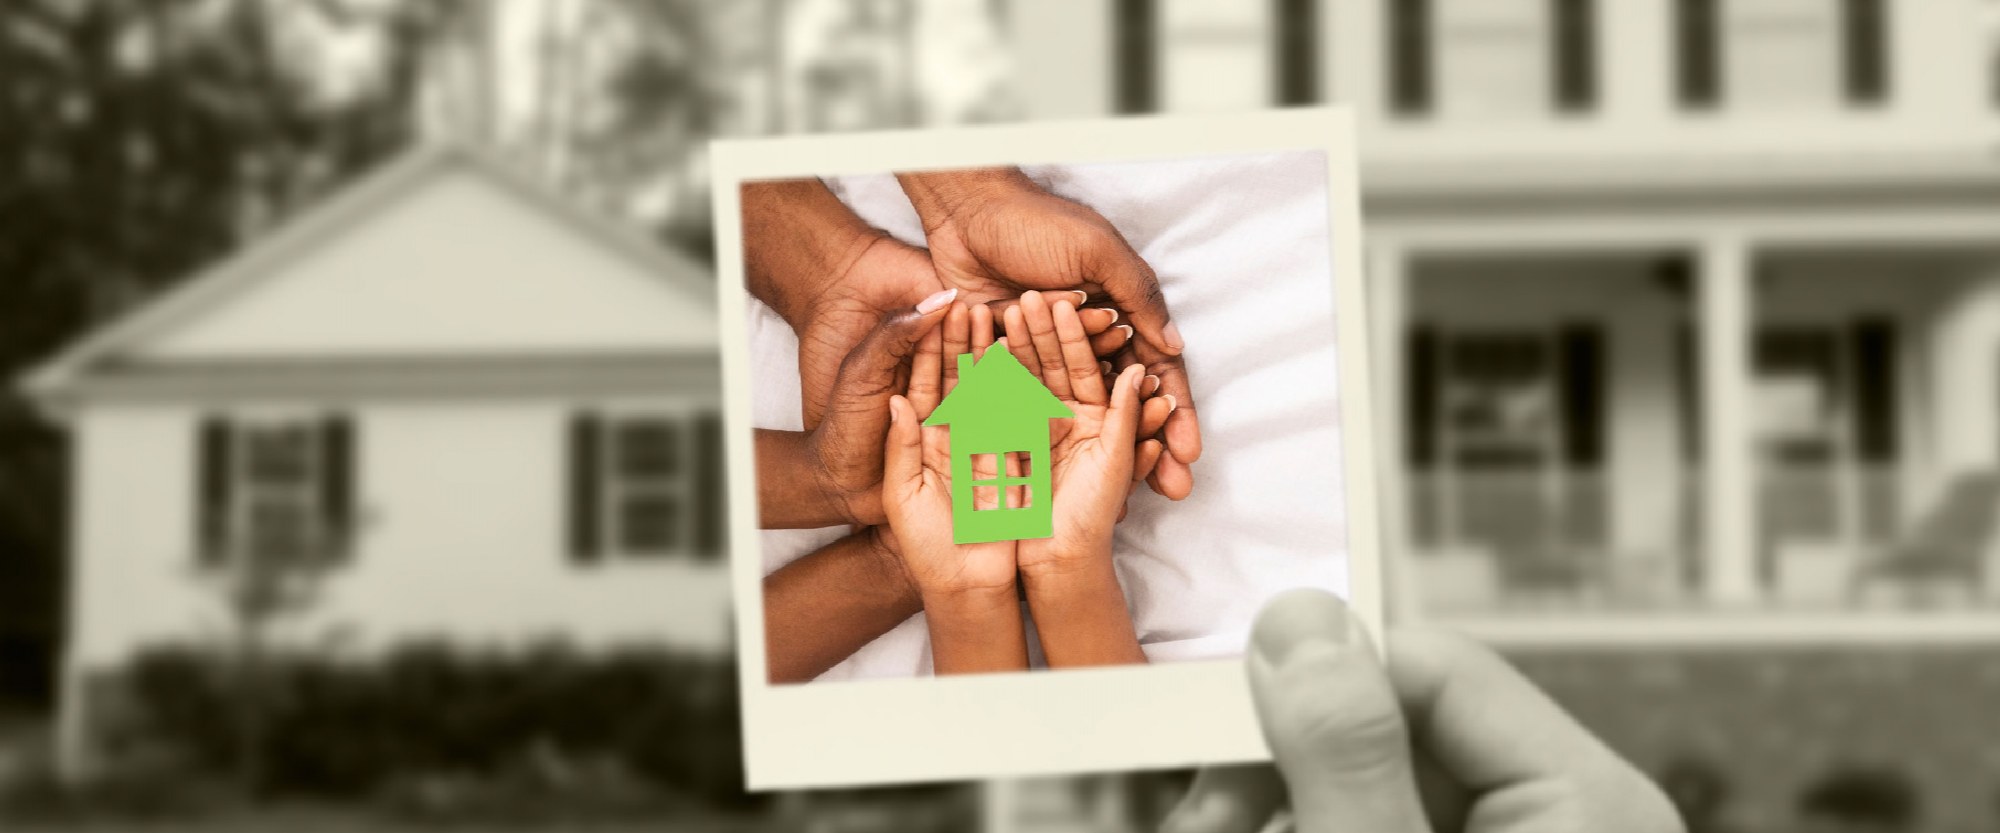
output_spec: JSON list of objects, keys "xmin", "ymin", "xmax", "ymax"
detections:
[{"xmin": 1373, "ymin": 245, "xmax": 2000, "ymax": 619}]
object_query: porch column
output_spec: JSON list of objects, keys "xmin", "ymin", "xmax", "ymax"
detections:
[
  {"xmin": 981, "ymin": 779, "xmax": 1016, "ymax": 833},
  {"xmin": 1697, "ymin": 236, "xmax": 1760, "ymax": 604},
  {"xmin": 1367, "ymin": 240, "xmax": 1416, "ymax": 618}
]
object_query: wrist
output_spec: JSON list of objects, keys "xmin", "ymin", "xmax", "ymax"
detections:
[
  {"xmin": 805, "ymin": 429, "xmax": 884, "ymax": 527},
  {"xmin": 919, "ymin": 580, "xmax": 1020, "ymax": 616},
  {"xmin": 741, "ymin": 178, "xmax": 893, "ymax": 328},
  {"xmin": 896, "ymin": 168, "xmax": 1037, "ymax": 231},
  {"xmin": 860, "ymin": 527, "xmax": 921, "ymax": 609},
  {"xmin": 1019, "ymin": 550, "xmax": 1121, "ymax": 603}
]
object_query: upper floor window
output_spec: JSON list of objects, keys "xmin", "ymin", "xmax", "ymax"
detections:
[
  {"xmin": 1675, "ymin": 0, "xmax": 1889, "ymax": 111},
  {"xmin": 1112, "ymin": 0, "xmax": 1318, "ymax": 114},
  {"xmin": 568, "ymin": 410, "xmax": 724, "ymax": 563},
  {"xmin": 1387, "ymin": 0, "xmax": 1597, "ymax": 119}
]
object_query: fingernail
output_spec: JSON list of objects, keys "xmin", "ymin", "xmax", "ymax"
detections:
[
  {"xmin": 1251, "ymin": 589, "xmax": 1352, "ymax": 667},
  {"xmin": 1070, "ymin": 290, "xmax": 1089, "ymax": 306},
  {"xmin": 1116, "ymin": 324, "xmax": 1134, "ymax": 340},
  {"xmin": 1163, "ymin": 394, "xmax": 1177, "ymax": 413},
  {"xmin": 888, "ymin": 401, "xmax": 898, "ymax": 424},
  {"xmin": 916, "ymin": 288, "xmax": 957, "ymax": 314},
  {"xmin": 1163, "ymin": 321, "xmax": 1185, "ymax": 352},
  {"xmin": 1144, "ymin": 375, "xmax": 1160, "ymax": 395},
  {"xmin": 1104, "ymin": 308, "xmax": 1120, "ymax": 324},
  {"xmin": 1099, "ymin": 361, "xmax": 1113, "ymax": 375}
]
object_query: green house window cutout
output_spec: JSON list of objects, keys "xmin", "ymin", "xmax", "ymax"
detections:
[{"xmin": 923, "ymin": 347, "xmax": 1074, "ymax": 544}]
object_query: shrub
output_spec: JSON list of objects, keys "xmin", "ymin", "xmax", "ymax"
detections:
[{"xmin": 92, "ymin": 639, "xmax": 760, "ymax": 809}]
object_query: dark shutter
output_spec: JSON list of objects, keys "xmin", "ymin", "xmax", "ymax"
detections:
[
  {"xmin": 568, "ymin": 412, "xmax": 603, "ymax": 564},
  {"xmin": 1558, "ymin": 322, "xmax": 1604, "ymax": 468},
  {"xmin": 1274, "ymin": 0, "xmax": 1319, "ymax": 106},
  {"xmin": 1406, "ymin": 325, "xmax": 1438, "ymax": 470},
  {"xmin": 196, "ymin": 416, "xmax": 232, "ymax": 566},
  {"xmin": 1840, "ymin": 0, "xmax": 1887, "ymax": 105},
  {"xmin": 1851, "ymin": 317, "xmax": 1897, "ymax": 463},
  {"xmin": 1551, "ymin": 0, "xmax": 1596, "ymax": 113},
  {"xmin": 1112, "ymin": 0, "xmax": 1157, "ymax": 114},
  {"xmin": 1675, "ymin": 0, "xmax": 1720, "ymax": 109},
  {"xmin": 1387, "ymin": 0, "xmax": 1433, "ymax": 116},
  {"xmin": 320, "ymin": 413, "xmax": 354, "ymax": 561},
  {"xmin": 694, "ymin": 412, "xmax": 727, "ymax": 560}
]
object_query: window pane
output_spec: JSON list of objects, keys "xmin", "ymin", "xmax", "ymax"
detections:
[
  {"xmin": 618, "ymin": 420, "xmax": 681, "ymax": 479},
  {"xmin": 620, "ymin": 493, "xmax": 681, "ymax": 553},
  {"xmin": 247, "ymin": 497, "xmax": 316, "ymax": 565},
  {"xmin": 245, "ymin": 425, "xmax": 314, "ymax": 486}
]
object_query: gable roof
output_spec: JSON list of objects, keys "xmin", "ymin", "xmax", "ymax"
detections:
[
  {"xmin": 924, "ymin": 343, "xmax": 1073, "ymax": 427},
  {"xmin": 19, "ymin": 143, "xmax": 716, "ymax": 408}
]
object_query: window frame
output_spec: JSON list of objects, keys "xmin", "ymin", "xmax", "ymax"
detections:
[
  {"xmin": 221, "ymin": 412, "xmax": 328, "ymax": 569},
  {"xmin": 596, "ymin": 407, "xmax": 709, "ymax": 561}
]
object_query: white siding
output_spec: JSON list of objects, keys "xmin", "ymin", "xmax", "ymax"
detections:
[{"xmin": 68, "ymin": 399, "xmax": 732, "ymax": 668}]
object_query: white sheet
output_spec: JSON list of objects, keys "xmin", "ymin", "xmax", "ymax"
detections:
[{"xmin": 751, "ymin": 151, "xmax": 1349, "ymax": 679}]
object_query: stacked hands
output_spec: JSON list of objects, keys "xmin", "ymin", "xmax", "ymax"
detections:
[{"xmin": 751, "ymin": 168, "xmax": 1192, "ymax": 680}]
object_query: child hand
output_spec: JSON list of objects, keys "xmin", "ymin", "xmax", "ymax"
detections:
[
  {"xmin": 883, "ymin": 303, "xmax": 1031, "ymax": 674},
  {"xmin": 1001, "ymin": 292, "xmax": 1157, "ymax": 575},
  {"xmin": 998, "ymin": 291, "xmax": 1155, "ymax": 667},
  {"xmin": 883, "ymin": 303, "xmax": 1016, "ymax": 599}
]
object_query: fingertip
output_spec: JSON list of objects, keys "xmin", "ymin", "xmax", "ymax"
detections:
[
  {"xmin": 1152, "ymin": 454, "xmax": 1193, "ymax": 500},
  {"xmin": 1167, "ymin": 409, "xmax": 1203, "ymax": 462}
]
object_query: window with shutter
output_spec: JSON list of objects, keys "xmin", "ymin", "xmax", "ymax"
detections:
[
  {"xmin": 194, "ymin": 413, "xmax": 353, "ymax": 568},
  {"xmin": 573, "ymin": 409, "xmax": 725, "ymax": 563}
]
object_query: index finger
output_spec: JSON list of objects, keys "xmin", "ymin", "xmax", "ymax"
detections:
[{"xmin": 1083, "ymin": 231, "xmax": 1182, "ymax": 356}]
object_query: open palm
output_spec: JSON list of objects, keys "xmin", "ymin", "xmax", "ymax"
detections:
[{"xmin": 881, "ymin": 304, "xmax": 1018, "ymax": 598}]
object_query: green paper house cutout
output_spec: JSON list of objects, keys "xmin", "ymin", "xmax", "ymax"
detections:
[{"xmin": 923, "ymin": 346, "xmax": 1075, "ymax": 544}]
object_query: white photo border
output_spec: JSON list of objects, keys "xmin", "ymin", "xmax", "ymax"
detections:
[{"xmin": 710, "ymin": 108, "xmax": 1385, "ymax": 789}]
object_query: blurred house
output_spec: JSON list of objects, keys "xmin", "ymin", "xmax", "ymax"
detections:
[
  {"xmin": 18, "ymin": 145, "xmax": 728, "ymax": 775},
  {"xmin": 1012, "ymin": 0, "xmax": 2000, "ymax": 627},
  {"xmin": 1004, "ymin": 1, "xmax": 2000, "ymax": 831}
]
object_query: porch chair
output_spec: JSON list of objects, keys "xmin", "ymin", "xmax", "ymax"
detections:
[{"xmin": 1852, "ymin": 470, "xmax": 2000, "ymax": 609}]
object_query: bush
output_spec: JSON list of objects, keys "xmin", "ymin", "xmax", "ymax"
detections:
[{"xmin": 92, "ymin": 639, "xmax": 760, "ymax": 810}]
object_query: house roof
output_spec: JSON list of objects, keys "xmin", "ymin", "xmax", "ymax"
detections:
[
  {"xmin": 924, "ymin": 343, "xmax": 1073, "ymax": 428},
  {"xmin": 19, "ymin": 143, "xmax": 717, "ymax": 414}
]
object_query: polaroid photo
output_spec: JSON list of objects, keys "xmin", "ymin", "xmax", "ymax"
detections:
[{"xmin": 710, "ymin": 108, "xmax": 1384, "ymax": 789}]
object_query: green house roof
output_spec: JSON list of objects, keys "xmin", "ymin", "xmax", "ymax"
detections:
[{"xmin": 923, "ymin": 343, "xmax": 1074, "ymax": 428}]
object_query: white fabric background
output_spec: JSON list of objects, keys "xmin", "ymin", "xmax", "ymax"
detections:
[{"xmin": 750, "ymin": 150, "xmax": 1350, "ymax": 680}]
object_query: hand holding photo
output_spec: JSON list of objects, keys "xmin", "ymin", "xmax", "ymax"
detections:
[{"xmin": 712, "ymin": 109, "xmax": 1383, "ymax": 788}]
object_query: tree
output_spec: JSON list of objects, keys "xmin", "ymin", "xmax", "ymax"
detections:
[{"xmin": 0, "ymin": 0, "xmax": 435, "ymax": 709}]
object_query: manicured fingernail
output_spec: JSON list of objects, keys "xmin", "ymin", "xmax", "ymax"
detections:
[
  {"xmin": 889, "ymin": 402, "xmax": 898, "ymax": 424},
  {"xmin": 916, "ymin": 288, "xmax": 957, "ymax": 314},
  {"xmin": 1163, "ymin": 321, "xmax": 1185, "ymax": 352},
  {"xmin": 1163, "ymin": 394, "xmax": 1177, "ymax": 413},
  {"xmin": 1070, "ymin": 290, "xmax": 1089, "ymax": 306},
  {"xmin": 1144, "ymin": 375, "xmax": 1160, "ymax": 395},
  {"xmin": 1099, "ymin": 361, "xmax": 1113, "ymax": 375},
  {"xmin": 1105, "ymin": 308, "xmax": 1120, "ymax": 324},
  {"xmin": 1116, "ymin": 324, "xmax": 1134, "ymax": 341}
]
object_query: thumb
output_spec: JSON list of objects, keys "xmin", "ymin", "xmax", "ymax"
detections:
[
  {"xmin": 836, "ymin": 290, "xmax": 954, "ymax": 401},
  {"xmin": 1084, "ymin": 235, "xmax": 1182, "ymax": 356},
  {"xmin": 1247, "ymin": 589, "xmax": 1431, "ymax": 833}
]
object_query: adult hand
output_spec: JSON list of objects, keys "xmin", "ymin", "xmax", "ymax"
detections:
[
  {"xmin": 897, "ymin": 168, "xmax": 1201, "ymax": 500},
  {"xmin": 803, "ymin": 291, "xmax": 956, "ymax": 526},
  {"xmin": 1163, "ymin": 590, "xmax": 1684, "ymax": 833}
]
